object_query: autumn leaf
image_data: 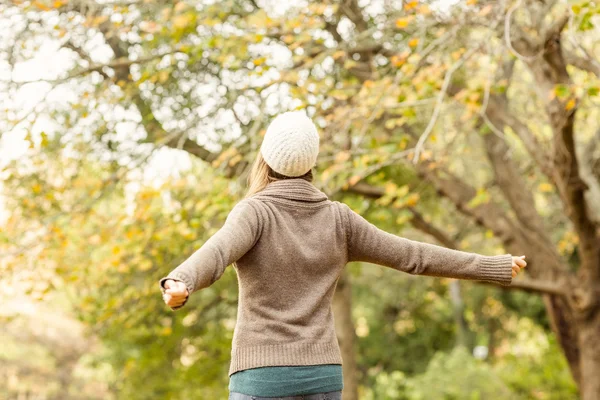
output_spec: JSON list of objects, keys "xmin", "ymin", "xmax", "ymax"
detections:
[
  {"xmin": 335, "ymin": 151, "xmax": 351, "ymax": 163},
  {"xmin": 404, "ymin": 1, "xmax": 419, "ymax": 11},
  {"xmin": 405, "ymin": 193, "xmax": 420, "ymax": 207},
  {"xmin": 479, "ymin": 4, "xmax": 493, "ymax": 16},
  {"xmin": 253, "ymin": 57, "xmax": 267, "ymax": 66},
  {"xmin": 565, "ymin": 98, "xmax": 577, "ymax": 111},
  {"xmin": 395, "ymin": 17, "xmax": 413, "ymax": 29},
  {"xmin": 418, "ymin": 4, "xmax": 431, "ymax": 15},
  {"xmin": 348, "ymin": 175, "xmax": 361, "ymax": 186},
  {"xmin": 33, "ymin": 1, "xmax": 51, "ymax": 11},
  {"xmin": 391, "ymin": 55, "xmax": 406, "ymax": 67},
  {"xmin": 408, "ymin": 38, "xmax": 419, "ymax": 48},
  {"xmin": 173, "ymin": 14, "xmax": 193, "ymax": 29},
  {"xmin": 333, "ymin": 50, "xmax": 346, "ymax": 60}
]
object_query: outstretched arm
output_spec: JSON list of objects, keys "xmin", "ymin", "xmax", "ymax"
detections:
[
  {"xmin": 340, "ymin": 203, "xmax": 515, "ymax": 285},
  {"xmin": 159, "ymin": 199, "xmax": 261, "ymax": 310}
]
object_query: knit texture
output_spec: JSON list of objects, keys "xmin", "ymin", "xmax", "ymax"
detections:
[
  {"xmin": 159, "ymin": 178, "xmax": 514, "ymax": 376},
  {"xmin": 260, "ymin": 111, "xmax": 320, "ymax": 177}
]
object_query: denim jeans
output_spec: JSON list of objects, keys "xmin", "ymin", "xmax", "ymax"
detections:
[{"xmin": 228, "ymin": 390, "xmax": 343, "ymax": 400}]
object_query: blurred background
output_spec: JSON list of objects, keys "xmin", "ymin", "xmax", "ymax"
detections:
[{"xmin": 1, "ymin": 0, "xmax": 599, "ymax": 399}]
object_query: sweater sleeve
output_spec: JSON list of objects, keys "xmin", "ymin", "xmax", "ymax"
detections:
[
  {"xmin": 341, "ymin": 203, "xmax": 513, "ymax": 286},
  {"xmin": 159, "ymin": 199, "xmax": 261, "ymax": 309}
]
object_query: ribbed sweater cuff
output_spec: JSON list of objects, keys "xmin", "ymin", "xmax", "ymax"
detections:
[
  {"xmin": 477, "ymin": 254, "xmax": 513, "ymax": 286},
  {"xmin": 228, "ymin": 341, "xmax": 343, "ymax": 376}
]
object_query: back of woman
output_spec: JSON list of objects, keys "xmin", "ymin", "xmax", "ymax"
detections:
[
  {"xmin": 159, "ymin": 111, "xmax": 526, "ymax": 400},
  {"xmin": 234, "ymin": 182, "xmax": 347, "ymax": 358}
]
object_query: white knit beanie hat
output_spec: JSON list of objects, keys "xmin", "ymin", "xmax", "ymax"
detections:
[{"xmin": 260, "ymin": 111, "xmax": 320, "ymax": 177}]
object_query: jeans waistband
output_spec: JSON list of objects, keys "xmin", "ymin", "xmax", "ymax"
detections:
[{"xmin": 228, "ymin": 390, "xmax": 342, "ymax": 400}]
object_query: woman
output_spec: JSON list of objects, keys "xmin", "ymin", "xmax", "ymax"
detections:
[{"xmin": 159, "ymin": 111, "xmax": 527, "ymax": 400}]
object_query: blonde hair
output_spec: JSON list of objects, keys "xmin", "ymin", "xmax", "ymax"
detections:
[{"xmin": 245, "ymin": 152, "xmax": 313, "ymax": 198}]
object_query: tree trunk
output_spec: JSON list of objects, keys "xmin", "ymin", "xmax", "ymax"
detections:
[
  {"xmin": 333, "ymin": 269, "xmax": 359, "ymax": 400},
  {"xmin": 578, "ymin": 308, "xmax": 600, "ymax": 400},
  {"xmin": 449, "ymin": 280, "xmax": 472, "ymax": 350}
]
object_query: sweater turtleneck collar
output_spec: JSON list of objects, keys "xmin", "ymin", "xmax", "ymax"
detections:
[{"xmin": 253, "ymin": 178, "xmax": 329, "ymax": 205}]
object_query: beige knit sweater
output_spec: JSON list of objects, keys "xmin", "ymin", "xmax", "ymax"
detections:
[{"xmin": 159, "ymin": 178, "xmax": 513, "ymax": 376}]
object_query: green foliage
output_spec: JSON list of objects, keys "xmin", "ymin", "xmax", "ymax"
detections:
[
  {"xmin": 364, "ymin": 341, "xmax": 577, "ymax": 400},
  {"xmin": 1, "ymin": 0, "xmax": 597, "ymax": 397},
  {"xmin": 407, "ymin": 347, "xmax": 514, "ymax": 400},
  {"xmin": 494, "ymin": 332, "xmax": 579, "ymax": 400}
]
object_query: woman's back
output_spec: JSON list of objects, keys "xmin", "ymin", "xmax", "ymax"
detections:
[{"xmin": 231, "ymin": 178, "xmax": 347, "ymax": 375}]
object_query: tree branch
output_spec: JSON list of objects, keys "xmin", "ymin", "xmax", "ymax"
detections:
[
  {"xmin": 563, "ymin": 49, "xmax": 600, "ymax": 78},
  {"xmin": 486, "ymin": 278, "xmax": 566, "ymax": 296}
]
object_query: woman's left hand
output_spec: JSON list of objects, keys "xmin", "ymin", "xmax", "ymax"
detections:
[{"xmin": 511, "ymin": 255, "xmax": 527, "ymax": 278}]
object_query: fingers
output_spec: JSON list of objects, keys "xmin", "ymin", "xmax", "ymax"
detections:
[
  {"xmin": 163, "ymin": 292, "xmax": 187, "ymax": 307},
  {"xmin": 161, "ymin": 279, "xmax": 189, "ymax": 308},
  {"xmin": 163, "ymin": 280, "xmax": 188, "ymax": 295},
  {"xmin": 510, "ymin": 255, "xmax": 527, "ymax": 279},
  {"xmin": 512, "ymin": 265, "xmax": 520, "ymax": 277},
  {"xmin": 514, "ymin": 255, "xmax": 527, "ymax": 268}
]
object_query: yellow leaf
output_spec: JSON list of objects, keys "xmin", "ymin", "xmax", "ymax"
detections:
[
  {"xmin": 538, "ymin": 183, "xmax": 554, "ymax": 192},
  {"xmin": 253, "ymin": 57, "xmax": 266, "ymax": 66},
  {"xmin": 390, "ymin": 55, "xmax": 406, "ymax": 67},
  {"xmin": 139, "ymin": 259, "xmax": 153, "ymax": 271},
  {"xmin": 404, "ymin": 1, "xmax": 418, "ymax": 11},
  {"xmin": 467, "ymin": 0, "xmax": 477, "ymax": 5},
  {"xmin": 158, "ymin": 70, "xmax": 169, "ymax": 83},
  {"xmin": 385, "ymin": 182, "xmax": 398, "ymax": 195},
  {"xmin": 89, "ymin": 235, "xmax": 101, "ymax": 245},
  {"xmin": 33, "ymin": 1, "xmax": 51, "ymax": 11},
  {"xmin": 161, "ymin": 7, "xmax": 171, "ymax": 20},
  {"xmin": 418, "ymin": 4, "xmax": 431, "ymax": 15},
  {"xmin": 348, "ymin": 175, "xmax": 361, "ymax": 186},
  {"xmin": 173, "ymin": 14, "xmax": 193, "ymax": 29},
  {"xmin": 479, "ymin": 4, "xmax": 493, "ymax": 16},
  {"xmin": 335, "ymin": 151, "xmax": 351, "ymax": 163},
  {"xmin": 405, "ymin": 193, "xmax": 420, "ymax": 207},
  {"xmin": 229, "ymin": 154, "xmax": 243, "ymax": 166},
  {"xmin": 395, "ymin": 17, "xmax": 412, "ymax": 29},
  {"xmin": 565, "ymin": 98, "xmax": 576, "ymax": 111},
  {"xmin": 408, "ymin": 38, "xmax": 419, "ymax": 48},
  {"xmin": 333, "ymin": 50, "xmax": 346, "ymax": 60},
  {"xmin": 174, "ymin": 2, "xmax": 187, "ymax": 12}
]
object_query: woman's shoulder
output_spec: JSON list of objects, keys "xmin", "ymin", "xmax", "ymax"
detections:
[{"xmin": 230, "ymin": 197, "xmax": 263, "ymax": 214}]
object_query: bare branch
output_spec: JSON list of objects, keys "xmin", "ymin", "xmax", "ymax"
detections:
[
  {"xmin": 6, "ymin": 50, "xmax": 180, "ymax": 85},
  {"xmin": 504, "ymin": 0, "xmax": 544, "ymax": 61},
  {"xmin": 485, "ymin": 278, "xmax": 566, "ymax": 296},
  {"xmin": 563, "ymin": 49, "xmax": 600, "ymax": 78},
  {"xmin": 411, "ymin": 45, "xmax": 480, "ymax": 164}
]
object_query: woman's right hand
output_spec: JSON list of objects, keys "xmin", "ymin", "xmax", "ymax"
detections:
[
  {"xmin": 511, "ymin": 255, "xmax": 527, "ymax": 278},
  {"xmin": 162, "ymin": 279, "xmax": 189, "ymax": 309}
]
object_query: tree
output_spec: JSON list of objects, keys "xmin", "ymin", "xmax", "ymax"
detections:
[{"xmin": 1, "ymin": 0, "xmax": 599, "ymax": 398}]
